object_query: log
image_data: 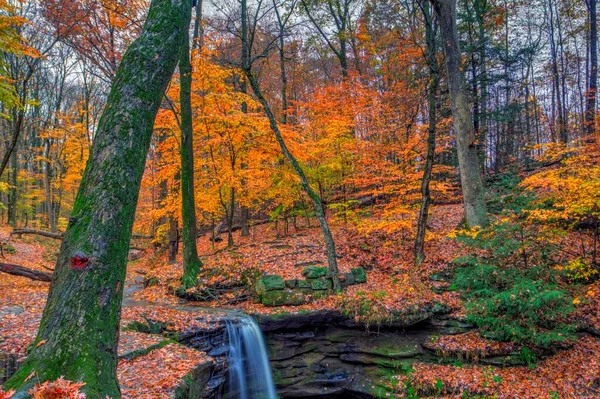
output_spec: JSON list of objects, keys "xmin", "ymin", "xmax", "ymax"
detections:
[
  {"xmin": 10, "ymin": 229, "xmax": 63, "ymax": 240},
  {"xmin": 11, "ymin": 229, "xmax": 153, "ymax": 241},
  {"xmin": 0, "ymin": 262, "xmax": 52, "ymax": 282}
]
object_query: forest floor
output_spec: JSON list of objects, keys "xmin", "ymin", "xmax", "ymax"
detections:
[{"xmin": 1, "ymin": 203, "xmax": 599, "ymax": 397}]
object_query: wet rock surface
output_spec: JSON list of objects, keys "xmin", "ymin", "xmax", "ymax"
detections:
[{"xmin": 255, "ymin": 308, "xmax": 484, "ymax": 398}]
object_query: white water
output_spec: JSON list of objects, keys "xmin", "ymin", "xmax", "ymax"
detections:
[{"xmin": 225, "ymin": 315, "xmax": 277, "ymax": 399}]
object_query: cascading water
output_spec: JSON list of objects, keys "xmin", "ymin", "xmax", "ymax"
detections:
[{"xmin": 224, "ymin": 315, "xmax": 277, "ymax": 399}]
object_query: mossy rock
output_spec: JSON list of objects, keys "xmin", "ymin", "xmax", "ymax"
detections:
[
  {"xmin": 255, "ymin": 275, "xmax": 285, "ymax": 295},
  {"xmin": 341, "ymin": 272, "xmax": 355, "ymax": 287},
  {"xmin": 261, "ymin": 289, "xmax": 307, "ymax": 306},
  {"xmin": 302, "ymin": 266, "xmax": 328, "ymax": 279},
  {"xmin": 310, "ymin": 279, "xmax": 332, "ymax": 290},
  {"xmin": 285, "ymin": 279, "xmax": 297, "ymax": 289},
  {"xmin": 300, "ymin": 288, "xmax": 331, "ymax": 300},
  {"xmin": 351, "ymin": 267, "xmax": 367, "ymax": 283},
  {"xmin": 297, "ymin": 279, "xmax": 311, "ymax": 289}
]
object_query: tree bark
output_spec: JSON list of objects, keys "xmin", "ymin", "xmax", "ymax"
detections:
[
  {"xmin": 8, "ymin": 145, "xmax": 17, "ymax": 227},
  {"xmin": 548, "ymin": 0, "xmax": 566, "ymax": 143},
  {"xmin": 3, "ymin": 0, "xmax": 187, "ymax": 396},
  {"xmin": 244, "ymin": 70, "xmax": 341, "ymax": 290},
  {"xmin": 585, "ymin": 0, "xmax": 597, "ymax": 137},
  {"xmin": 239, "ymin": 0, "xmax": 250, "ymax": 237},
  {"xmin": 168, "ymin": 218, "xmax": 179, "ymax": 264},
  {"xmin": 0, "ymin": 262, "xmax": 52, "ymax": 282},
  {"xmin": 415, "ymin": 1, "xmax": 438, "ymax": 266},
  {"xmin": 179, "ymin": 2, "xmax": 202, "ymax": 289},
  {"xmin": 431, "ymin": 0, "xmax": 489, "ymax": 228},
  {"xmin": 43, "ymin": 139, "xmax": 56, "ymax": 232}
]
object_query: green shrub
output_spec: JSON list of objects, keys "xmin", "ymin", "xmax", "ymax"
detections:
[{"xmin": 451, "ymin": 196, "xmax": 576, "ymax": 349}]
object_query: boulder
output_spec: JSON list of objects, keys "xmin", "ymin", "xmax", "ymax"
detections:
[
  {"xmin": 302, "ymin": 266, "xmax": 327, "ymax": 279},
  {"xmin": 261, "ymin": 290, "xmax": 307, "ymax": 306},
  {"xmin": 340, "ymin": 272, "xmax": 355, "ymax": 287},
  {"xmin": 350, "ymin": 267, "xmax": 367, "ymax": 283},
  {"xmin": 284, "ymin": 279, "xmax": 297, "ymax": 289},
  {"xmin": 310, "ymin": 279, "xmax": 332, "ymax": 290},
  {"xmin": 297, "ymin": 279, "xmax": 311, "ymax": 289},
  {"xmin": 254, "ymin": 275, "xmax": 285, "ymax": 296}
]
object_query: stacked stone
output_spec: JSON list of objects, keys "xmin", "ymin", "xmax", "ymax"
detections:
[{"xmin": 254, "ymin": 267, "xmax": 367, "ymax": 306}]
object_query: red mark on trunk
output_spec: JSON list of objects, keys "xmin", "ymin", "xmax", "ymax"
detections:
[{"xmin": 71, "ymin": 252, "xmax": 89, "ymax": 270}]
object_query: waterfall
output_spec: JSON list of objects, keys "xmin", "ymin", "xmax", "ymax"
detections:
[{"xmin": 224, "ymin": 315, "xmax": 277, "ymax": 399}]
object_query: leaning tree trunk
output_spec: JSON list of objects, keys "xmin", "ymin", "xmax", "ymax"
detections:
[
  {"xmin": 179, "ymin": 5, "xmax": 202, "ymax": 289},
  {"xmin": 431, "ymin": 0, "xmax": 489, "ymax": 228},
  {"xmin": 244, "ymin": 71, "xmax": 341, "ymax": 290},
  {"xmin": 3, "ymin": 0, "xmax": 187, "ymax": 397}
]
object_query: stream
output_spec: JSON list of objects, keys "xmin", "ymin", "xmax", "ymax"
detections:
[
  {"xmin": 122, "ymin": 278, "xmax": 279, "ymax": 399},
  {"xmin": 120, "ymin": 278, "xmax": 489, "ymax": 398}
]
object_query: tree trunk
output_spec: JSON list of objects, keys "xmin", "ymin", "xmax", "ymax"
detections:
[
  {"xmin": 274, "ymin": 0, "xmax": 289, "ymax": 125},
  {"xmin": 239, "ymin": 0, "xmax": 250, "ymax": 237},
  {"xmin": 548, "ymin": 0, "xmax": 566, "ymax": 143},
  {"xmin": 168, "ymin": 218, "xmax": 179, "ymax": 264},
  {"xmin": 179, "ymin": 3, "xmax": 202, "ymax": 289},
  {"xmin": 415, "ymin": 1, "xmax": 438, "ymax": 266},
  {"xmin": 43, "ymin": 139, "xmax": 56, "ymax": 232},
  {"xmin": 475, "ymin": 0, "xmax": 488, "ymax": 169},
  {"xmin": 227, "ymin": 187, "xmax": 235, "ymax": 247},
  {"xmin": 0, "ymin": 97, "xmax": 26, "ymax": 180},
  {"xmin": 431, "ymin": 0, "xmax": 489, "ymax": 228},
  {"xmin": 586, "ymin": 0, "xmax": 597, "ymax": 137},
  {"xmin": 244, "ymin": 71, "xmax": 341, "ymax": 290},
  {"xmin": 3, "ymin": 0, "xmax": 187, "ymax": 396},
  {"xmin": 8, "ymin": 147, "xmax": 17, "ymax": 228}
]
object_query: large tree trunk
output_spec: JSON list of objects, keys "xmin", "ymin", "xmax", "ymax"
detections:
[
  {"xmin": 431, "ymin": 0, "xmax": 489, "ymax": 228},
  {"xmin": 415, "ymin": 1, "xmax": 438, "ymax": 266},
  {"xmin": 475, "ymin": 0, "xmax": 488, "ymax": 169},
  {"xmin": 585, "ymin": 0, "xmax": 597, "ymax": 137},
  {"xmin": 3, "ymin": 0, "xmax": 187, "ymax": 396},
  {"xmin": 179, "ymin": 2, "xmax": 202, "ymax": 289}
]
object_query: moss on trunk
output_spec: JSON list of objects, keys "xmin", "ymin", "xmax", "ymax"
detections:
[
  {"xmin": 3, "ymin": 0, "xmax": 187, "ymax": 397},
  {"xmin": 179, "ymin": 2, "xmax": 202, "ymax": 289}
]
